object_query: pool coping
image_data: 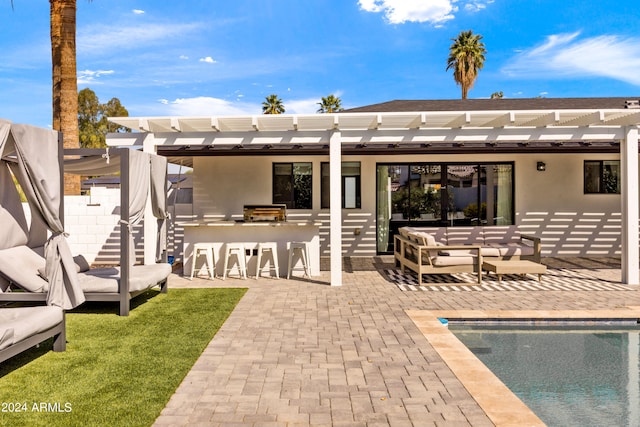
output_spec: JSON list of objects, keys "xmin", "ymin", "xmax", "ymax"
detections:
[{"xmin": 406, "ymin": 307, "xmax": 640, "ymax": 427}]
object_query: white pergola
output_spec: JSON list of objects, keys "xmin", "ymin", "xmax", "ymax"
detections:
[{"xmin": 109, "ymin": 109, "xmax": 640, "ymax": 285}]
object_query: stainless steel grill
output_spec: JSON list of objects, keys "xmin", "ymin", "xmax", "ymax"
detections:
[{"xmin": 243, "ymin": 204, "xmax": 287, "ymax": 222}]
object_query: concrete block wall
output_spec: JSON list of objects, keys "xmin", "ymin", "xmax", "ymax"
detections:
[{"xmin": 64, "ymin": 187, "xmax": 122, "ymax": 265}]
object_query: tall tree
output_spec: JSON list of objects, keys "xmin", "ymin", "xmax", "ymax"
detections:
[
  {"xmin": 317, "ymin": 94, "xmax": 344, "ymax": 113},
  {"xmin": 262, "ymin": 94, "xmax": 285, "ymax": 115},
  {"xmin": 50, "ymin": 0, "xmax": 86, "ymax": 194},
  {"xmin": 78, "ymin": 88, "xmax": 129, "ymax": 148},
  {"xmin": 446, "ymin": 30, "xmax": 486, "ymax": 100}
]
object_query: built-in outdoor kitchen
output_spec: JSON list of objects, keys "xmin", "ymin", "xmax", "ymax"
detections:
[{"xmin": 181, "ymin": 204, "xmax": 321, "ymax": 279}]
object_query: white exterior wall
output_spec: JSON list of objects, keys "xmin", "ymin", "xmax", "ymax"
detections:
[
  {"xmin": 63, "ymin": 187, "xmax": 121, "ymax": 264},
  {"xmin": 59, "ymin": 187, "xmax": 187, "ymax": 265},
  {"xmin": 44, "ymin": 152, "xmax": 626, "ymax": 263},
  {"xmin": 516, "ymin": 153, "xmax": 624, "ymax": 257},
  {"xmin": 191, "ymin": 152, "xmax": 629, "ymax": 258}
]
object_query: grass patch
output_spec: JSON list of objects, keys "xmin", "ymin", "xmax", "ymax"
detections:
[{"xmin": 0, "ymin": 288, "xmax": 246, "ymax": 427}]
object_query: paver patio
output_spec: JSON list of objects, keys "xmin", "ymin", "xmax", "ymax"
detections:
[{"xmin": 155, "ymin": 257, "xmax": 640, "ymax": 426}]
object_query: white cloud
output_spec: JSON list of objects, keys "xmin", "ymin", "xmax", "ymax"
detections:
[
  {"xmin": 179, "ymin": 55, "xmax": 189, "ymax": 60},
  {"xmin": 285, "ymin": 97, "xmax": 322, "ymax": 114},
  {"xmin": 503, "ymin": 32, "xmax": 640, "ymax": 86},
  {"xmin": 132, "ymin": 9, "xmax": 145, "ymax": 15},
  {"xmin": 464, "ymin": 0, "xmax": 493, "ymax": 13},
  {"xmin": 150, "ymin": 96, "xmax": 328, "ymax": 117},
  {"xmin": 78, "ymin": 69, "xmax": 115, "ymax": 84},
  {"xmin": 358, "ymin": 0, "xmax": 458, "ymax": 24},
  {"xmin": 199, "ymin": 56, "xmax": 217, "ymax": 64},
  {"xmin": 77, "ymin": 23, "xmax": 201, "ymax": 54},
  {"xmin": 161, "ymin": 97, "xmax": 260, "ymax": 116}
]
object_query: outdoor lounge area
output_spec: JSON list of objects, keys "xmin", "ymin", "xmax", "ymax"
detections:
[{"xmin": 393, "ymin": 225, "xmax": 542, "ymax": 285}]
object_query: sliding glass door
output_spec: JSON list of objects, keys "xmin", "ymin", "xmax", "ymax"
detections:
[{"xmin": 376, "ymin": 162, "xmax": 514, "ymax": 253}]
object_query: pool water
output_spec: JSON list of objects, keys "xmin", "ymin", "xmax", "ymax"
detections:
[{"xmin": 451, "ymin": 323, "xmax": 640, "ymax": 427}]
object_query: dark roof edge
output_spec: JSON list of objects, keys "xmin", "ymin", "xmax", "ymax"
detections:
[{"xmin": 343, "ymin": 97, "xmax": 640, "ymax": 113}]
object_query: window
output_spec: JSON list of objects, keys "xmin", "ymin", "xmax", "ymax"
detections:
[
  {"xmin": 584, "ymin": 161, "xmax": 620, "ymax": 194},
  {"xmin": 321, "ymin": 162, "xmax": 361, "ymax": 209},
  {"xmin": 273, "ymin": 163, "xmax": 312, "ymax": 209},
  {"xmin": 376, "ymin": 162, "xmax": 514, "ymax": 253}
]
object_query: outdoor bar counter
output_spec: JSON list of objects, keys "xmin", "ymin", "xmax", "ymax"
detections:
[{"xmin": 181, "ymin": 220, "xmax": 321, "ymax": 278}]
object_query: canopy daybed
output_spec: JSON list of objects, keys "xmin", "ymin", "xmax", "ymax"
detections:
[
  {"xmin": 0, "ymin": 120, "xmax": 72, "ymax": 361},
  {"xmin": 0, "ymin": 121, "xmax": 171, "ymax": 317},
  {"xmin": 0, "ymin": 306, "xmax": 65, "ymax": 363}
]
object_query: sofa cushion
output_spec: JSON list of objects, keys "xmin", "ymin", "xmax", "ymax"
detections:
[
  {"xmin": 446, "ymin": 227, "xmax": 484, "ymax": 246},
  {"xmin": 489, "ymin": 242, "xmax": 534, "ymax": 257},
  {"xmin": 438, "ymin": 247, "xmax": 501, "ymax": 257},
  {"xmin": 432, "ymin": 255, "xmax": 476, "ymax": 266},
  {"xmin": 0, "ymin": 246, "xmax": 48, "ymax": 292},
  {"xmin": 483, "ymin": 225, "xmax": 522, "ymax": 244},
  {"xmin": 408, "ymin": 231, "xmax": 436, "ymax": 246}
]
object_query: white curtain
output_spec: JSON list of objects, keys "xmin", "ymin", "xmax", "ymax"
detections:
[
  {"xmin": 376, "ymin": 166, "xmax": 391, "ymax": 253},
  {"xmin": 8, "ymin": 124, "xmax": 85, "ymax": 309},
  {"xmin": 150, "ymin": 154, "xmax": 168, "ymax": 261},
  {"xmin": 496, "ymin": 165, "xmax": 513, "ymax": 225}
]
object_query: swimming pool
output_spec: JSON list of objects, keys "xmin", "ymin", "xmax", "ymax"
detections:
[{"xmin": 451, "ymin": 323, "xmax": 640, "ymax": 427}]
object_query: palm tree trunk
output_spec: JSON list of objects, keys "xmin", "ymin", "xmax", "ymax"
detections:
[{"xmin": 50, "ymin": 0, "xmax": 81, "ymax": 194}]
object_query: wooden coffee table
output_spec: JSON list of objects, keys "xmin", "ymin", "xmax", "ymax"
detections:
[{"xmin": 481, "ymin": 259, "xmax": 547, "ymax": 282}]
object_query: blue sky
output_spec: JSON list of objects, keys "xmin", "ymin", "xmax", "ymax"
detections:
[{"xmin": 1, "ymin": 0, "xmax": 640, "ymax": 128}]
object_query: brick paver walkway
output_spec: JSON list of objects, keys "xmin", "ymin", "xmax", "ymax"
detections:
[{"xmin": 154, "ymin": 258, "xmax": 640, "ymax": 426}]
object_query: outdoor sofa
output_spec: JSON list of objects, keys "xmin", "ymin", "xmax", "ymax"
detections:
[
  {"xmin": 394, "ymin": 225, "xmax": 541, "ymax": 285},
  {"xmin": 0, "ymin": 306, "xmax": 65, "ymax": 363}
]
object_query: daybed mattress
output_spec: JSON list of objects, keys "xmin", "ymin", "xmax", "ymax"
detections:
[
  {"xmin": 79, "ymin": 264, "xmax": 172, "ymax": 293},
  {"xmin": 0, "ymin": 245, "xmax": 171, "ymax": 295},
  {"xmin": 0, "ymin": 306, "xmax": 63, "ymax": 351}
]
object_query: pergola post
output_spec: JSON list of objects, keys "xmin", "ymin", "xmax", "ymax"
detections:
[
  {"xmin": 621, "ymin": 126, "xmax": 639, "ymax": 285},
  {"xmin": 329, "ymin": 130, "xmax": 342, "ymax": 286}
]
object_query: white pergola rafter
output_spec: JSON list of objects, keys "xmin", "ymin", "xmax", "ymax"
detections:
[
  {"xmin": 108, "ymin": 109, "xmax": 640, "ymax": 286},
  {"xmin": 111, "ymin": 109, "xmax": 640, "ymax": 134}
]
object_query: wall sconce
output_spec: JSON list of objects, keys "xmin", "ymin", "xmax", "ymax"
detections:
[{"xmin": 536, "ymin": 161, "xmax": 546, "ymax": 171}]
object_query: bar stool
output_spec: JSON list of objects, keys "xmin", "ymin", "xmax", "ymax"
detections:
[
  {"xmin": 222, "ymin": 242, "xmax": 247, "ymax": 280},
  {"xmin": 287, "ymin": 241, "xmax": 311, "ymax": 279},
  {"xmin": 189, "ymin": 243, "xmax": 216, "ymax": 280},
  {"xmin": 255, "ymin": 242, "xmax": 279, "ymax": 279}
]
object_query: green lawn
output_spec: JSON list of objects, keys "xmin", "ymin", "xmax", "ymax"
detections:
[{"xmin": 0, "ymin": 288, "xmax": 246, "ymax": 427}]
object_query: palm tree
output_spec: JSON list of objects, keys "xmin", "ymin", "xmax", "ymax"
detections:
[
  {"xmin": 262, "ymin": 94, "xmax": 285, "ymax": 115},
  {"xmin": 446, "ymin": 30, "xmax": 486, "ymax": 100},
  {"xmin": 50, "ymin": 0, "xmax": 85, "ymax": 194},
  {"xmin": 10, "ymin": 1, "xmax": 87, "ymax": 193},
  {"xmin": 317, "ymin": 94, "xmax": 344, "ymax": 113}
]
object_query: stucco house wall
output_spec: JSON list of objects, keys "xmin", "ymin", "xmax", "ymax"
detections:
[{"xmin": 191, "ymin": 152, "xmax": 628, "ymax": 258}]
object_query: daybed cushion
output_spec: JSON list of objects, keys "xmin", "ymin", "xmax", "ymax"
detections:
[
  {"xmin": 0, "ymin": 306, "xmax": 63, "ymax": 351},
  {"xmin": 78, "ymin": 264, "xmax": 171, "ymax": 293},
  {"xmin": 0, "ymin": 246, "xmax": 48, "ymax": 292}
]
